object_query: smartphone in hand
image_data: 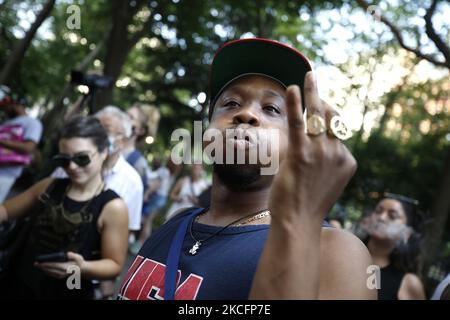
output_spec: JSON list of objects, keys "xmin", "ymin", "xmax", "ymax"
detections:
[{"xmin": 35, "ymin": 252, "xmax": 68, "ymax": 263}]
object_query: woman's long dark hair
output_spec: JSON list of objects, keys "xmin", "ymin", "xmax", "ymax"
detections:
[{"xmin": 389, "ymin": 195, "xmax": 424, "ymax": 274}]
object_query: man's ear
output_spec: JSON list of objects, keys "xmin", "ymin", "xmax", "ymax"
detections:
[
  {"xmin": 116, "ymin": 137, "xmax": 127, "ymax": 151},
  {"xmin": 100, "ymin": 150, "xmax": 108, "ymax": 162},
  {"xmin": 140, "ymin": 124, "xmax": 149, "ymax": 137}
]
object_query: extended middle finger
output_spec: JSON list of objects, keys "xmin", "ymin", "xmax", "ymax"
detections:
[{"xmin": 304, "ymin": 72, "xmax": 323, "ymax": 118}]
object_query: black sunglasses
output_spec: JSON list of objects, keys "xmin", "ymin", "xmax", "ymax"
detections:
[{"xmin": 52, "ymin": 152, "xmax": 95, "ymax": 168}]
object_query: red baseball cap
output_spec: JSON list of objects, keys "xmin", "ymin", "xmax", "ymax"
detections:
[
  {"xmin": 208, "ymin": 38, "xmax": 312, "ymax": 119},
  {"xmin": 0, "ymin": 85, "xmax": 12, "ymax": 107}
]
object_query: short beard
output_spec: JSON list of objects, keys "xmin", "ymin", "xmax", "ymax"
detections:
[{"xmin": 213, "ymin": 163, "xmax": 263, "ymax": 192}]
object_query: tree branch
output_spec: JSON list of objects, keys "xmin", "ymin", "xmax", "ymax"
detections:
[
  {"xmin": 0, "ymin": 0, "xmax": 56, "ymax": 84},
  {"xmin": 424, "ymin": 0, "xmax": 450, "ymax": 66},
  {"xmin": 355, "ymin": 0, "xmax": 448, "ymax": 69}
]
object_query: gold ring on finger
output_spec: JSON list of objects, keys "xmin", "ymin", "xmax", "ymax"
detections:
[
  {"xmin": 329, "ymin": 115, "xmax": 350, "ymax": 140},
  {"xmin": 306, "ymin": 114, "xmax": 326, "ymax": 136}
]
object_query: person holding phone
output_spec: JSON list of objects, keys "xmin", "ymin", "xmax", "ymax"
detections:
[{"xmin": 0, "ymin": 116, "xmax": 129, "ymax": 299}]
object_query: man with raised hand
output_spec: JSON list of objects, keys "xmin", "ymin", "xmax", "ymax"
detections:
[{"xmin": 118, "ymin": 38, "xmax": 376, "ymax": 300}]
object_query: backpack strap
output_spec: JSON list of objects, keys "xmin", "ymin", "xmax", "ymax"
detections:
[
  {"xmin": 126, "ymin": 150, "xmax": 142, "ymax": 167},
  {"xmin": 164, "ymin": 207, "xmax": 204, "ymax": 300}
]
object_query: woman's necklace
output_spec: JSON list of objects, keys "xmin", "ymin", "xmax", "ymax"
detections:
[
  {"xmin": 59, "ymin": 180, "xmax": 105, "ymax": 223},
  {"xmin": 188, "ymin": 209, "xmax": 270, "ymax": 255}
]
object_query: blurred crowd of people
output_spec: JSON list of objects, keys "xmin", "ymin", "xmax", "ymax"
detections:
[{"xmin": 0, "ymin": 91, "xmax": 210, "ymax": 299}]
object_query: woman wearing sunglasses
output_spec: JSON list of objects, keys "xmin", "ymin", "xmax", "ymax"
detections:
[{"xmin": 0, "ymin": 116, "xmax": 128, "ymax": 299}]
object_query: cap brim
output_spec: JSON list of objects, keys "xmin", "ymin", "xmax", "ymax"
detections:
[{"xmin": 209, "ymin": 38, "xmax": 312, "ymax": 118}]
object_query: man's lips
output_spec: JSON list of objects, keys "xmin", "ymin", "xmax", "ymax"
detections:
[
  {"xmin": 227, "ymin": 137, "xmax": 256, "ymax": 150},
  {"xmin": 222, "ymin": 128, "xmax": 258, "ymax": 151},
  {"xmin": 225, "ymin": 127, "xmax": 258, "ymax": 146}
]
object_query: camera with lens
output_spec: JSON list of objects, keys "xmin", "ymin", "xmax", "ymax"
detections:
[
  {"xmin": 70, "ymin": 70, "xmax": 113, "ymax": 89},
  {"xmin": 70, "ymin": 71, "xmax": 114, "ymax": 114}
]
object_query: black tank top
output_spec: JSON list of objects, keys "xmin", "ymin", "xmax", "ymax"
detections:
[
  {"xmin": 15, "ymin": 178, "xmax": 120, "ymax": 299},
  {"xmin": 378, "ymin": 264, "xmax": 405, "ymax": 300}
]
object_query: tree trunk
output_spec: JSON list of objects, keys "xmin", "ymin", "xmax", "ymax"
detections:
[
  {"xmin": 95, "ymin": 0, "xmax": 150, "ymax": 108},
  {"xmin": 256, "ymin": 6, "xmax": 275, "ymax": 39},
  {"xmin": 422, "ymin": 146, "xmax": 450, "ymax": 287},
  {"xmin": 95, "ymin": 20, "xmax": 131, "ymax": 108},
  {"xmin": 0, "ymin": 0, "xmax": 56, "ymax": 85}
]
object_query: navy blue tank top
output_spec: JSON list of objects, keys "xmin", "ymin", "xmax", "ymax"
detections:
[{"xmin": 118, "ymin": 207, "xmax": 331, "ymax": 300}]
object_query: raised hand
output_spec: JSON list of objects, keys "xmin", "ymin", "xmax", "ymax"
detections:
[
  {"xmin": 251, "ymin": 72, "xmax": 361, "ymax": 299},
  {"xmin": 268, "ymin": 71, "xmax": 357, "ymax": 225}
]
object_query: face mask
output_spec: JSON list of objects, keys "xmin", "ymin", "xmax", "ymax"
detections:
[{"xmin": 108, "ymin": 136, "xmax": 117, "ymax": 154}]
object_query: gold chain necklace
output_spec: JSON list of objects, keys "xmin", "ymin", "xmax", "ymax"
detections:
[
  {"xmin": 189, "ymin": 209, "xmax": 270, "ymax": 255},
  {"xmin": 232, "ymin": 210, "xmax": 270, "ymax": 226}
]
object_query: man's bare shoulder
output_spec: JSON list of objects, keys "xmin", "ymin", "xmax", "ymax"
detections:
[
  {"xmin": 321, "ymin": 227, "xmax": 369, "ymax": 257},
  {"xmin": 319, "ymin": 227, "xmax": 377, "ymax": 299}
]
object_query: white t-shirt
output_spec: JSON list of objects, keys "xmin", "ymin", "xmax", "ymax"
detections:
[
  {"xmin": 52, "ymin": 155, "xmax": 143, "ymax": 230},
  {"xmin": 165, "ymin": 176, "xmax": 209, "ymax": 220},
  {"xmin": 146, "ymin": 166, "xmax": 172, "ymax": 197},
  {"xmin": 0, "ymin": 115, "xmax": 43, "ymax": 178},
  {"xmin": 431, "ymin": 273, "xmax": 450, "ymax": 300}
]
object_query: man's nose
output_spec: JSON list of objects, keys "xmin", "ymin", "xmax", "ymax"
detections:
[{"xmin": 233, "ymin": 105, "xmax": 260, "ymax": 126}]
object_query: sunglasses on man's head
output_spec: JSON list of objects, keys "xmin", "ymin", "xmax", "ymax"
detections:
[{"xmin": 52, "ymin": 152, "xmax": 94, "ymax": 168}]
